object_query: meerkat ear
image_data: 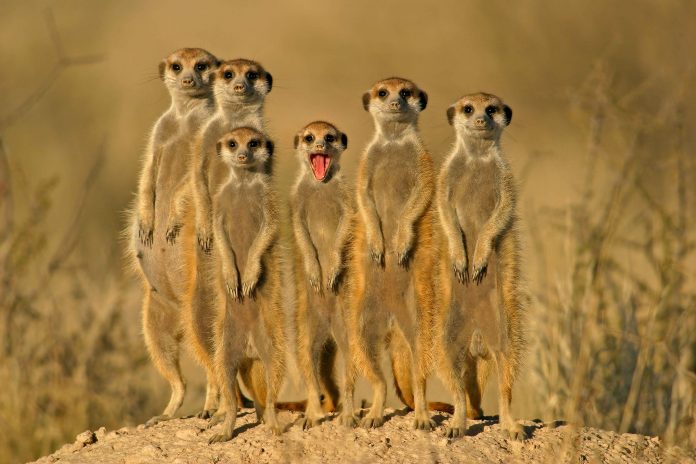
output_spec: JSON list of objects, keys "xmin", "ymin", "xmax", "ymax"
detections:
[
  {"xmin": 503, "ymin": 105, "xmax": 512, "ymax": 126},
  {"xmin": 293, "ymin": 134, "xmax": 300, "ymax": 149},
  {"xmin": 266, "ymin": 140, "xmax": 274, "ymax": 156},
  {"xmin": 418, "ymin": 91, "xmax": 428, "ymax": 111},
  {"xmin": 265, "ymin": 72, "xmax": 273, "ymax": 92},
  {"xmin": 158, "ymin": 61, "xmax": 166, "ymax": 80},
  {"xmin": 216, "ymin": 141, "xmax": 222, "ymax": 157},
  {"xmin": 341, "ymin": 132, "xmax": 348, "ymax": 149},
  {"xmin": 446, "ymin": 106, "xmax": 456, "ymax": 125},
  {"xmin": 362, "ymin": 92, "xmax": 371, "ymax": 111}
]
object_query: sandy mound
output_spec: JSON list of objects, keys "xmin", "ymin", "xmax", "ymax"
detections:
[{"xmin": 31, "ymin": 409, "xmax": 694, "ymax": 464}]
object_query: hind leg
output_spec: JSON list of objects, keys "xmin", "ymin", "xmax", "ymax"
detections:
[
  {"xmin": 251, "ymin": 304, "xmax": 285, "ymax": 435},
  {"xmin": 296, "ymin": 304, "xmax": 330, "ymax": 429},
  {"xmin": 142, "ymin": 291, "xmax": 186, "ymax": 426},
  {"xmin": 492, "ymin": 351, "xmax": 526, "ymax": 440},
  {"xmin": 208, "ymin": 310, "xmax": 243, "ymax": 443},
  {"xmin": 439, "ymin": 348, "xmax": 469, "ymax": 438},
  {"xmin": 332, "ymin": 311, "xmax": 358, "ymax": 427},
  {"xmin": 355, "ymin": 329, "xmax": 387, "ymax": 428}
]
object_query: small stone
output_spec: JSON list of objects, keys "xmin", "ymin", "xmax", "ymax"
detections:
[
  {"xmin": 117, "ymin": 427, "xmax": 131, "ymax": 435},
  {"xmin": 95, "ymin": 426, "xmax": 107, "ymax": 439},
  {"xmin": 141, "ymin": 444, "xmax": 162, "ymax": 457},
  {"xmin": 75, "ymin": 430, "xmax": 97, "ymax": 446}
]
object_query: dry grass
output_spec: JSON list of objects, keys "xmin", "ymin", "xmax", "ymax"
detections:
[{"xmin": 1, "ymin": 1, "xmax": 695, "ymax": 462}]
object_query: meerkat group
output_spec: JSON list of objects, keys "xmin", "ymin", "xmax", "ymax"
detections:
[{"xmin": 128, "ymin": 47, "xmax": 527, "ymax": 443}]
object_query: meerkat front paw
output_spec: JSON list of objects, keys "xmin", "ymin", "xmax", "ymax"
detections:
[
  {"xmin": 196, "ymin": 221, "xmax": 213, "ymax": 253},
  {"xmin": 472, "ymin": 245, "xmax": 490, "ymax": 285},
  {"xmin": 138, "ymin": 215, "xmax": 154, "ymax": 248},
  {"xmin": 242, "ymin": 264, "xmax": 261, "ymax": 297},
  {"xmin": 394, "ymin": 225, "xmax": 414, "ymax": 267},
  {"xmin": 306, "ymin": 260, "xmax": 322, "ymax": 293},
  {"xmin": 326, "ymin": 265, "xmax": 342, "ymax": 293},
  {"xmin": 452, "ymin": 252, "xmax": 469, "ymax": 284},
  {"xmin": 366, "ymin": 231, "xmax": 384, "ymax": 264},
  {"xmin": 338, "ymin": 412, "xmax": 358, "ymax": 428},
  {"xmin": 222, "ymin": 268, "xmax": 241, "ymax": 301},
  {"xmin": 165, "ymin": 220, "xmax": 182, "ymax": 245}
]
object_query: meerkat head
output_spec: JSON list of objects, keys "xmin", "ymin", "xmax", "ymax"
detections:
[
  {"xmin": 158, "ymin": 48, "xmax": 218, "ymax": 98},
  {"xmin": 216, "ymin": 127, "xmax": 274, "ymax": 173},
  {"xmin": 213, "ymin": 59, "xmax": 273, "ymax": 107},
  {"xmin": 293, "ymin": 121, "xmax": 348, "ymax": 182},
  {"xmin": 447, "ymin": 93, "xmax": 512, "ymax": 141},
  {"xmin": 362, "ymin": 77, "xmax": 428, "ymax": 123}
]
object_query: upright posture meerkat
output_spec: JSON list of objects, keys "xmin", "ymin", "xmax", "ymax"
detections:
[
  {"xmin": 129, "ymin": 47, "xmax": 218, "ymax": 425},
  {"xmin": 207, "ymin": 127, "xmax": 286, "ymax": 443},
  {"xmin": 183, "ymin": 59, "xmax": 273, "ymax": 418},
  {"xmin": 291, "ymin": 121, "xmax": 357, "ymax": 428},
  {"xmin": 349, "ymin": 77, "xmax": 438, "ymax": 430},
  {"xmin": 436, "ymin": 93, "xmax": 526, "ymax": 439}
]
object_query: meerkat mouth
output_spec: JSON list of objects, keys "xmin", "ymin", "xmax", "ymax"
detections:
[{"xmin": 309, "ymin": 153, "xmax": 331, "ymax": 181}]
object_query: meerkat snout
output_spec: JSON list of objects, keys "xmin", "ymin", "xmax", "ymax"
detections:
[{"xmin": 294, "ymin": 121, "xmax": 348, "ymax": 182}]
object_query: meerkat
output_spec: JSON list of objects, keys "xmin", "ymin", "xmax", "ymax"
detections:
[
  {"xmin": 171, "ymin": 58, "xmax": 272, "ymax": 418},
  {"xmin": 347, "ymin": 77, "xmax": 438, "ymax": 430},
  {"xmin": 205, "ymin": 127, "xmax": 286, "ymax": 443},
  {"xmin": 436, "ymin": 92, "xmax": 526, "ymax": 440},
  {"xmin": 128, "ymin": 47, "xmax": 218, "ymax": 426},
  {"xmin": 290, "ymin": 121, "xmax": 358, "ymax": 428}
]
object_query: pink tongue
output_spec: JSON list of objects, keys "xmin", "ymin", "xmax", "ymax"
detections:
[{"xmin": 311, "ymin": 154, "xmax": 329, "ymax": 180}]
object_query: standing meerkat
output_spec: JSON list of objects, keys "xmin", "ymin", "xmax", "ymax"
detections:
[
  {"xmin": 348, "ymin": 77, "xmax": 438, "ymax": 430},
  {"xmin": 290, "ymin": 121, "xmax": 357, "ymax": 429},
  {"xmin": 436, "ymin": 92, "xmax": 526, "ymax": 439},
  {"xmin": 128, "ymin": 47, "xmax": 218, "ymax": 426},
  {"xmin": 206, "ymin": 127, "xmax": 286, "ymax": 443},
  {"xmin": 181, "ymin": 59, "xmax": 273, "ymax": 418}
]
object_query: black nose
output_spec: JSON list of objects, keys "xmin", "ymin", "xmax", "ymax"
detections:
[
  {"xmin": 233, "ymin": 84, "xmax": 246, "ymax": 93},
  {"xmin": 182, "ymin": 77, "xmax": 195, "ymax": 87}
]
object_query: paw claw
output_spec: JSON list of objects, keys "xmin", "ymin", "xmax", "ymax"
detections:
[
  {"xmin": 473, "ymin": 264, "xmax": 487, "ymax": 285},
  {"xmin": 208, "ymin": 432, "xmax": 232, "ymax": 444},
  {"xmin": 360, "ymin": 416, "xmax": 384, "ymax": 429},
  {"xmin": 339, "ymin": 414, "xmax": 358, "ymax": 428},
  {"xmin": 445, "ymin": 426, "xmax": 466, "ymax": 438}
]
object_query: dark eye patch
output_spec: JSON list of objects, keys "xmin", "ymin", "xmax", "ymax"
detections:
[
  {"xmin": 486, "ymin": 106, "xmax": 498, "ymax": 116},
  {"xmin": 223, "ymin": 70, "xmax": 234, "ymax": 80},
  {"xmin": 171, "ymin": 63, "xmax": 182, "ymax": 72},
  {"xmin": 196, "ymin": 62, "xmax": 207, "ymax": 71},
  {"xmin": 463, "ymin": 105, "xmax": 473, "ymax": 114},
  {"xmin": 304, "ymin": 134, "xmax": 314, "ymax": 143},
  {"xmin": 377, "ymin": 89, "xmax": 388, "ymax": 98},
  {"xmin": 228, "ymin": 140, "xmax": 237, "ymax": 148},
  {"xmin": 248, "ymin": 139, "xmax": 259, "ymax": 148},
  {"xmin": 324, "ymin": 134, "xmax": 335, "ymax": 143},
  {"xmin": 399, "ymin": 89, "xmax": 411, "ymax": 98}
]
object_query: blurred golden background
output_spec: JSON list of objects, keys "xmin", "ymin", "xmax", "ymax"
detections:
[{"xmin": 1, "ymin": 0, "xmax": 694, "ymax": 461}]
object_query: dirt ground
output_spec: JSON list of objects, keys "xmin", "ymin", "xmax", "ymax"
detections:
[{"xmin": 30, "ymin": 408, "xmax": 694, "ymax": 464}]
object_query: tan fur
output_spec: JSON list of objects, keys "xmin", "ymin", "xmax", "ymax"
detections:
[
  {"xmin": 347, "ymin": 77, "xmax": 438, "ymax": 430},
  {"xmin": 436, "ymin": 92, "xmax": 527, "ymax": 439},
  {"xmin": 183, "ymin": 59, "xmax": 272, "ymax": 417},
  {"xmin": 126, "ymin": 48, "xmax": 218, "ymax": 426},
  {"xmin": 206, "ymin": 128, "xmax": 286, "ymax": 443},
  {"xmin": 290, "ymin": 121, "xmax": 358, "ymax": 428}
]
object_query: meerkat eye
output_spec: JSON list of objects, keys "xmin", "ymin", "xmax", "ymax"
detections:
[
  {"xmin": 171, "ymin": 63, "xmax": 182, "ymax": 72},
  {"xmin": 304, "ymin": 134, "xmax": 314, "ymax": 143},
  {"xmin": 377, "ymin": 89, "xmax": 388, "ymax": 98},
  {"xmin": 246, "ymin": 71, "xmax": 259, "ymax": 80},
  {"xmin": 248, "ymin": 140, "xmax": 259, "ymax": 148},
  {"xmin": 324, "ymin": 134, "xmax": 335, "ymax": 143},
  {"xmin": 196, "ymin": 62, "xmax": 207, "ymax": 71},
  {"xmin": 486, "ymin": 106, "xmax": 498, "ymax": 116},
  {"xmin": 399, "ymin": 89, "xmax": 412, "ymax": 98},
  {"xmin": 223, "ymin": 70, "xmax": 234, "ymax": 80},
  {"xmin": 228, "ymin": 140, "xmax": 236, "ymax": 148},
  {"xmin": 463, "ymin": 105, "xmax": 473, "ymax": 114}
]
